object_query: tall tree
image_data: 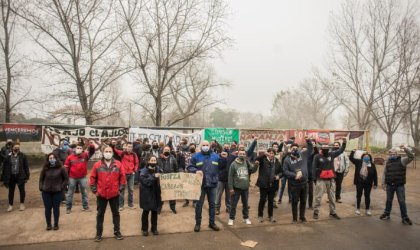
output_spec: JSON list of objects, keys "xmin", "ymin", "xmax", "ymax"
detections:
[
  {"xmin": 18, "ymin": 0, "xmax": 128, "ymax": 124},
  {"xmin": 119, "ymin": 0, "xmax": 230, "ymax": 126}
]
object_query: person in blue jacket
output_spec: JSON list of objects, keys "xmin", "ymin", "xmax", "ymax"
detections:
[{"xmin": 188, "ymin": 140, "xmax": 221, "ymax": 233}]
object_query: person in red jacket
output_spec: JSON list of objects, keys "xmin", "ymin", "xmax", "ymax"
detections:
[
  {"xmin": 90, "ymin": 145, "xmax": 126, "ymax": 242},
  {"xmin": 112, "ymin": 142, "xmax": 139, "ymax": 210},
  {"xmin": 64, "ymin": 141, "xmax": 96, "ymax": 214}
]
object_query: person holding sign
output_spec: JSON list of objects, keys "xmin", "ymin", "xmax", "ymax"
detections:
[
  {"xmin": 158, "ymin": 146, "xmax": 178, "ymax": 214},
  {"xmin": 139, "ymin": 156, "xmax": 162, "ymax": 236},
  {"xmin": 188, "ymin": 140, "xmax": 221, "ymax": 232},
  {"xmin": 227, "ymin": 149, "xmax": 258, "ymax": 226}
]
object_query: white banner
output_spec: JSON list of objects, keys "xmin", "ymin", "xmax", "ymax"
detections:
[
  {"xmin": 129, "ymin": 128, "xmax": 204, "ymax": 146},
  {"xmin": 41, "ymin": 126, "xmax": 129, "ymax": 155}
]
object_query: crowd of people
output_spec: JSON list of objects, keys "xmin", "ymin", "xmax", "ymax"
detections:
[{"xmin": 0, "ymin": 135, "xmax": 415, "ymax": 242}]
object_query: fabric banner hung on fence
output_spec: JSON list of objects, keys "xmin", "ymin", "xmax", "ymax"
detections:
[
  {"xmin": 203, "ymin": 128, "xmax": 240, "ymax": 145},
  {"xmin": 0, "ymin": 124, "xmax": 42, "ymax": 142},
  {"xmin": 240, "ymin": 129, "xmax": 288, "ymax": 150},
  {"xmin": 129, "ymin": 128, "xmax": 204, "ymax": 146},
  {"xmin": 160, "ymin": 173, "xmax": 203, "ymax": 201}
]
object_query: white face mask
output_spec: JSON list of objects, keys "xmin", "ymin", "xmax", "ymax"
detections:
[
  {"xmin": 75, "ymin": 148, "xmax": 83, "ymax": 155},
  {"xmin": 103, "ymin": 152, "xmax": 113, "ymax": 160},
  {"xmin": 201, "ymin": 146, "xmax": 209, "ymax": 152}
]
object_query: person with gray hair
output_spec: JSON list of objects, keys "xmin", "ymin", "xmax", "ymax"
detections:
[{"xmin": 379, "ymin": 145, "xmax": 415, "ymax": 225}]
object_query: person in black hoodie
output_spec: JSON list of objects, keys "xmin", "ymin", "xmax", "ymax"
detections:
[
  {"xmin": 307, "ymin": 140, "xmax": 318, "ymax": 210},
  {"xmin": 256, "ymin": 148, "xmax": 282, "ymax": 223},
  {"xmin": 349, "ymin": 150, "xmax": 377, "ymax": 216},
  {"xmin": 158, "ymin": 146, "xmax": 178, "ymax": 214},
  {"xmin": 312, "ymin": 138, "xmax": 346, "ymax": 220},
  {"xmin": 283, "ymin": 137, "xmax": 313, "ymax": 223},
  {"xmin": 39, "ymin": 152, "xmax": 68, "ymax": 230},
  {"xmin": 2, "ymin": 143, "xmax": 30, "ymax": 212},
  {"xmin": 215, "ymin": 151, "xmax": 229, "ymax": 215}
]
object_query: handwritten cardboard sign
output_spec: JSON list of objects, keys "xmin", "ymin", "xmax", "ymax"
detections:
[{"xmin": 160, "ymin": 173, "xmax": 203, "ymax": 201}]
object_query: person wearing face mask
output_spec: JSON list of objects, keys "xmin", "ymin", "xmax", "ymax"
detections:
[
  {"xmin": 2, "ymin": 143, "xmax": 29, "ymax": 212},
  {"xmin": 283, "ymin": 137, "xmax": 313, "ymax": 223},
  {"xmin": 188, "ymin": 140, "xmax": 221, "ymax": 232},
  {"xmin": 215, "ymin": 150, "xmax": 229, "ymax": 215},
  {"xmin": 157, "ymin": 146, "xmax": 178, "ymax": 214},
  {"xmin": 150, "ymin": 140, "xmax": 160, "ymax": 157},
  {"xmin": 112, "ymin": 142, "xmax": 139, "ymax": 211},
  {"xmin": 349, "ymin": 150, "xmax": 377, "ymax": 216},
  {"xmin": 90, "ymin": 146, "xmax": 126, "ymax": 242},
  {"xmin": 39, "ymin": 153, "xmax": 68, "ymax": 230},
  {"xmin": 332, "ymin": 141, "xmax": 350, "ymax": 203},
  {"xmin": 278, "ymin": 143, "xmax": 292, "ymax": 205},
  {"xmin": 178, "ymin": 142, "xmax": 197, "ymax": 207},
  {"xmin": 53, "ymin": 140, "xmax": 72, "ymax": 164},
  {"xmin": 139, "ymin": 156, "xmax": 162, "ymax": 236},
  {"xmin": 256, "ymin": 148, "xmax": 282, "ymax": 223},
  {"xmin": 64, "ymin": 141, "xmax": 96, "ymax": 214},
  {"xmin": 379, "ymin": 145, "xmax": 414, "ymax": 225},
  {"xmin": 307, "ymin": 140, "xmax": 319, "ymax": 210},
  {"xmin": 227, "ymin": 149, "xmax": 259, "ymax": 226},
  {"xmin": 312, "ymin": 138, "xmax": 347, "ymax": 220},
  {"xmin": 0, "ymin": 139, "xmax": 14, "ymax": 171}
]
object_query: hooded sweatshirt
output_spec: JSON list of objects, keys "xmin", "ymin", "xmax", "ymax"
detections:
[{"xmin": 228, "ymin": 158, "xmax": 258, "ymax": 190}]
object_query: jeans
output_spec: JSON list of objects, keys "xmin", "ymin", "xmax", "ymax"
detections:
[
  {"xmin": 258, "ymin": 185, "xmax": 277, "ymax": 218},
  {"xmin": 67, "ymin": 177, "xmax": 89, "ymax": 210},
  {"xmin": 384, "ymin": 185, "xmax": 408, "ymax": 218},
  {"xmin": 141, "ymin": 210, "xmax": 158, "ymax": 232},
  {"xmin": 290, "ymin": 184, "xmax": 308, "ymax": 220},
  {"xmin": 160, "ymin": 200, "xmax": 176, "ymax": 211},
  {"xmin": 356, "ymin": 182, "xmax": 372, "ymax": 209},
  {"xmin": 96, "ymin": 195, "xmax": 120, "ymax": 236},
  {"xmin": 120, "ymin": 174, "xmax": 135, "ymax": 207},
  {"xmin": 8, "ymin": 175, "xmax": 25, "ymax": 205},
  {"xmin": 335, "ymin": 172, "xmax": 344, "ymax": 200},
  {"xmin": 279, "ymin": 176, "xmax": 292, "ymax": 202},
  {"xmin": 229, "ymin": 188, "xmax": 249, "ymax": 220},
  {"xmin": 307, "ymin": 180, "xmax": 314, "ymax": 207},
  {"xmin": 216, "ymin": 181, "xmax": 231, "ymax": 210},
  {"xmin": 195, "ymin": 187, "xmax": 217, "ymax": 226},
  {"xmin": 313, "ymin": 179, "xmax": 336, "ymax": 215},
  {"xmin": 42, "ymin": 191, "xmax": 63, "ymax": 226}
]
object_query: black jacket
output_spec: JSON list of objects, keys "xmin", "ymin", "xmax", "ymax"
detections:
[
  {"xmin": 2, "ymin": 152, "xmax": 30, "ymax": 184},
  {"xmin": 349, "ymin": 151, "xmax": 378, "ymax": 186},
  {"xmin": 139, "ymin": 167, "xmax": 162, "ymax": 211},
  {"xmin": 312, "ymin": 142, "xmax": 346, "ymax": 179},
  {"xmin": 158, "ymin": 155, "xmax": 178, "ymax": 173},
  {"xmin": 39, "ymin": 166, "xmax": 69, "ymax": 193},
  {"xmin": 256, "ymin": 156, "xmax": 282, "ymax": 189},
  {"xmin": 218, "ymin": 157, "xmax": 229, "ymax": 182}
]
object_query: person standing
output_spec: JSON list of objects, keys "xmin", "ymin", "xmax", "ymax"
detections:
[
  {"xmin": 177, "ymin": 142, "xmax": 197, "ymax": 207},
  {"xmin": 332, "ymin": 142, "xmax": 350, "ymax": 203},
  {"xmin": 188, "ymin": 140, "xmax": 221, "ymax": 232},
  {"xmin": 0, "ymin": 139, "xmax": 13, "ymax": 170},
  {"xmin": 112, "ymin": 142, "xmax": 139, "ymax": 210},
  {"xmin": 158, "ymin": 146, "xmax": 178, "ymax": 214},
  {"xmin": 227, "ymin": 149, "xmax": 258, "ymax": 226},
  {"xmin": 283, "ymin": 137, "xmax": 313, "ymax": 223},
  {"xmin": 312, "ymin": 138, "xmax": 347, "ymax": 220},
  {"xmin": 64, "ymin": 141, "xmax": 96, "ymax": 214},
  {"xmin": 256, "ymin": 148, "xmax": 282, "ymax": 223},
  {"xmin": 349, "ymin": 150, "xmax": 377, "ymax": 216},
  {"xmin": 380, "ymin": 145, "xmax": 415, "ymax": 225},
  {"xmin": 307, "ymin": 140, "xmax": 318, "ymax": 209},
  {"xmin": 139, "ymin": 155, "xmax": 162, "ymax": 236},
  {"xmin": 39, "ymin": 153, "xmax": 68, "ymax": 230},
  {"xmin": 90, "ymin": 146, "xmax": 126, "ymax": 242},
  {"xmin": 215, "ymin": 151, "xmax": 229, "ymax": 215},
  {"xmin": 2, "ymin": 143, "xmax": 30, "ymax": 212}
]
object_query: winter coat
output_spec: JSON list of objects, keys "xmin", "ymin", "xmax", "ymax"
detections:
[
  {"xmin": 255, "ymin": 156, "xmax": 282, "ymax": 189},
  {"xmin": 89, "ymin": 159, "xmax": 126, "ymax": 199},
  {"xmin": 113, "ymin": 147, "xmax": 139, "ymax": 175},
  {"xmin": 2, "ymin": 152, "xmax": 30, "ymax": 184},
  {"xmin": 139, "ymin": 167, "xmax": 162, "ymax": 211},
  {"xmin": 188, "ymin": 151, "xmax": 220, "ymax": 188},
  {"xmin": 39, "ymin": 166, "xmax": 68, "ymax": 193},
  {"xmin": 64, "ymin": 145, "xmax": 95, "ymax": 179}
]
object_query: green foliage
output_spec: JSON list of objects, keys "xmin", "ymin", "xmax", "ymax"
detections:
[
  {"xmin": 369, "ymin": 146, "xmax": 387, "ymax": 154},
  {"xmin": 210, "ymin": 108, "xmax": 238, "ymax": 127}
]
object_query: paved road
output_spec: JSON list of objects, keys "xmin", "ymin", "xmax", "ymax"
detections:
[{"xmin": 3, "ymin": 210, "xmax": 420, "ymax": 250}]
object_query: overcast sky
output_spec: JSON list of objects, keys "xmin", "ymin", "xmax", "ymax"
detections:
[{"xmin": 211, "ymin": 0, "xmax": 341, "ymax": 115}]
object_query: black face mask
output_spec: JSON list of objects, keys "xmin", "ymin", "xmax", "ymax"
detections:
[
  {"xmin": 190, "ymin": 148, "xmax": 196, "ymax": 153},
  {"xmin": 321, "ymin": 149, "xmax": 329, "ymax": 156},
  {"xmin": 13, "ymin": 149, "xmax": 19, "ymax": 154},
  {"xmin": 224, "ymin": 148, "xmax": 229, "ymax": 152},
  {"xmin": 148, "ymin": 163, "xmax": 157, "ymax": 172},
  {"xmin": 182, "ymin": 145, "xmax": 189, "ymax": 150},
  {"xmin": 163, "ymin": 151, "xmax": 170, "ymax": 156},
  {"xmin": 333, "ymin": 147, "xmax": 340, "ymax": 150},
  {"xmin": 152, "ymin": 145, "xmax": 159, "ymax": 150}
]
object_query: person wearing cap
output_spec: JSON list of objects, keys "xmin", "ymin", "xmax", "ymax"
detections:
[
  {"xmin": 379, "ymin": 145, "xmax": 415, "ymax": 225},
  {"xmin": 187, "ymin": 140, "xmax": 221, "ymax": 232},
  {"xmin": 312, "ymin": 138, "xmax": 347, "ymax": 220}
]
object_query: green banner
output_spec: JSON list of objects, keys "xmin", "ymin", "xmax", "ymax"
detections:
[{"xmin": 204, "ymin": 128, "xmax": 240, "ymax": 145}]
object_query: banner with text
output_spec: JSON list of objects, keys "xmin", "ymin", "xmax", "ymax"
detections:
[
  {"xmin": 41, "ymin": 126, "xmax": 129, "ymax": 155},
  {"xmin": 129, "ymin": 128, "xmax": 204, "ymax": 146},
  {"xmin": 160, "ymin": 173, "xmax": 203, "ymax": 201},
  {"xmin": 240, "ymin": 129, "xmax": 288, "ymax": 150},
  {"xmin": 204, "ymin": 128, "xmax": 240, "ymax": 145}
]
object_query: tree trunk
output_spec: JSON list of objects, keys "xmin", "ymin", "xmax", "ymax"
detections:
[
  {"xmin": 85, "ymin": 113, "xmax": 93, "ymax": 125},
  {"xmin": 155, "ymin": 98, "xmax": 162, "ymax": 126},
  {"xmin": 386, "ymin": 132, "xmax": 393, "ymax": 150},
  {"xmin": 182, "ymin": 116, "xmax": 190, "ymax": 127}
]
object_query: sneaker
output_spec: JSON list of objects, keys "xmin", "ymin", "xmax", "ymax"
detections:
[
  {"xmin": 82, "ymin": 207, "xmax": 91, "ymax": 212},
  {"xmin": 329, "ymin": 213, "xmax": 341, "ymax": 220},
  {"xmin": 355, "ymin": 209, "xmax": 361, "ymax": 215},
  {"xmin": 194, "ymin": 225, "xmax": 200, "ymax": 232},
  {"xmin": 53, "ymin": 225, "xmax": 59, "ymax": 230},
  {"xmin": 19, "ymin": 204, "xmax": 25, "ymax": 211},
  {"xmin": 313, "ymin": 213, "xmax": 319, "ymax": 220},
  {"xmin": 114, "ymin": 231, "xmax": 124, "ymax": 240},
  {"xmin": 228, "ymin": 219, "xmax": 234, "ymax": 226},
  {"xmin": 7, "ymin": 205, "xmax": 13, "ymax": 212},
  {"xmin": 152, "ymin": 230, "xmax": 159, "ymax": 235},
  {"xmin": 366, "ymin": 210, "xmax": 372, "ymax": 216},
  {"xmin": 95, "ymin": 235, "xmax": 102, "ymax": 242},
  {"xmin": 244, "ymin": 218, "xmax": 252, "ymax": 225},
  {"xmin": 142, "ymin": 231, "xmax": 149, "ymax": 236},
  {"xmin": 46, "ymin": 225, "xmax": 52, "ymax": 231},
  {"xmin": 258, "ymin": 217, "xmax": 264, "ymax": 223},
  {"xmin": 119, "ymin": 207, "xmax": 124, "ymax": 211},
  {"xmin": 273, "ymin": 202, "xmax": 278, "ymax": 209},
  {"xmin": 292, "ymin": 220, "xmax": 298, "ymax": 224},
  {"xmin": 336, "ymin": 199, "xmax": 342, "ymax": 203},
  {"xmin": 66, "ymin": 209, "xmax": 71, "ymax": 214},
  {"xmin": 128, "ymin": 205, "xmax": 136, "ymax": 210},
  {"xmin": 380, "ymin": 213, "xmax": 390, "ymax": 220},
  {"xmin": 300, "ymin": 218, "xmax": 308, "ymax": 224},
  {"xmin": 269, "ymin": 217, "xmax": 276, "ymax": 223},
  {"xmin": 208, "ymin": 223, "xmax": 220, "ymax": 231},
  {"xmin": 402, "ymin": 217, "xmax": 413, "ymax": 226}
]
